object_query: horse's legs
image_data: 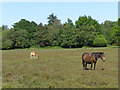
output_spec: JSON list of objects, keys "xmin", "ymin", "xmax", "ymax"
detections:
[
  {"xmin": 94, "ymin": 62, "xmax": 96, "ymax": 70},
  {"xmin": 82, "ymin": 60, "xmax": 85, "ymax": 70},
  {"xmin": 83, "ymin": 62, "xmax": 86, "ymax": 70},
  {"xmin": 85, "ymin": 62, "xmax": 87, "ymax": 70},
  {"xmin": 91, "ymin": 63, "xmax": 93, "ymax": 70},
  {"xmin": 83, "ymin": 62, "xmax": 87, "ymax": 70},
  {"xmin": 83, "ymin": 62, "xmax": 85, "ymax": 70}
]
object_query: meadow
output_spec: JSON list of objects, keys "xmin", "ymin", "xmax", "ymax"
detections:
[{"xmin": 2, "ymin": 47, "xmax": 118, "ymax": 88}]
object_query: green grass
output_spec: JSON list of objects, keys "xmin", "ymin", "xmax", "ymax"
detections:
[
  {"xmin": 30, "ymin": 46, "xmax": 62, "ymax": 49},
  {"xmin": 2, "ymin": 48, "xmax": 118, "ymax": 88}
]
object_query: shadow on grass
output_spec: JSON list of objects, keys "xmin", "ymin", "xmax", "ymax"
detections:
[{"xmin": 84, "ymin": 68, "xmax": 105, "ymax": 70}]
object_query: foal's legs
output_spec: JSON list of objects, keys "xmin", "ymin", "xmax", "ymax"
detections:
[
  {"xmin": 34, "ymin": 55, "xmax": 36, "ymax": 58},
  {"xmin": 30, "ymin": 55, "xmax": 33, "ymax": 59}
]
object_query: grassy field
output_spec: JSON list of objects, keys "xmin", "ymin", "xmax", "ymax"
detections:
[{"xmin": 2, "ymin": 47, "xmax": 118, "ymax": 88}]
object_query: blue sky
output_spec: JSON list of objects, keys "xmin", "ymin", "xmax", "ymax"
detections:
[{"xmin": 1, "ymin": 2, "xmax": 118, "ymax": 28}]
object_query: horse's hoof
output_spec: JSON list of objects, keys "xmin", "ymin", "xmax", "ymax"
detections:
[{"xmin": 101, "ymin": 68, "xmax": 104, "ymax": 70}]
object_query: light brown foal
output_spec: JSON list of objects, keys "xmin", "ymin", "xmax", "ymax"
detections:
[{"xmin": 30, "ymin": 51, "xmax": 39, "ymax": 59}]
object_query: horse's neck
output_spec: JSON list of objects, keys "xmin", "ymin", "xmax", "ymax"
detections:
[{"xmin": 94, "ymin": 54, "xmax": 100, "ymax": 60}]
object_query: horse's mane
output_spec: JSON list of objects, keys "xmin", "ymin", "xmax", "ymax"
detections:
[
  {"xmin": 91, "ymin": 52, "xmax": 104, "ymax": 59},
  {"xmin": 92, "ymin": 52, "xmax": 104, "ymax": 55}
]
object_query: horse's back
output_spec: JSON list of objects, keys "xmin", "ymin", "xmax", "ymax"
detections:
[
  {"xmin": 82, "ymin": 53, "xmax": 94, "ymax": 63},
  {"xmin": 31, "ymin": 51, "xmax": 37, "ymax": 55}
]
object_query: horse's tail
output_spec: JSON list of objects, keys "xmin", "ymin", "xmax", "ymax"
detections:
[{"xmin": 82, "ymin": 53, "xmax": 85, "ymax": 64}]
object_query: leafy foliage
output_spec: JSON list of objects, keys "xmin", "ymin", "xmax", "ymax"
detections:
[
  {"xmin": 1, "ymin": 13, "xmax": 118, "ymax": 49},
  {"xmin": 47, "ymin": 19, "xmax": 62, "ymax": 46},
  {"xmin": 75, "ymin": 15, "xmax": 101, "ymax": 33},
  {"xmin": 75, "ymin": 16, "xmax": 100, "ymax": 47},
  {"xmin": 2, "ymin": 31, "xmax": 13, "ymax": 49},
  {"xmin": 8, "ymin": 29, "xmax": 30, "ymax": 49},
  {"xmin": 47, "ymin": 13, "xmax": 57, "ymax": 25},
  {"xmin": 93, "ymin": 35, "xmax": 108, "ymax": 47},
  {"xmin": 111, "ymin": 24, "xmax": 120, "ymax": 45},
  {"xmin": 13, "ymin": 19, "xmax": 37, "ymax": 40},
  {"xmin": 32, "ymin": 25, "xmax": 50, "ymax": 47},
  {"xmin": 58, "ymin": 18, "xmax": 77, "ymax": 48},
  {"xmin": 101, "ymin": 20, "xmax": 116, "ymax": 44}
]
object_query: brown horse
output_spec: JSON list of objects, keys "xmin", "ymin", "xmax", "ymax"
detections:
[{"xmin": 82, "ymin": 52, "xmax": 105, "ymax": 70}]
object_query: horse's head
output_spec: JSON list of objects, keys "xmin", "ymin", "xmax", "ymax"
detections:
[{"xmin": 99, "ymin": 52, "xmax": 105, "ymax": 62}]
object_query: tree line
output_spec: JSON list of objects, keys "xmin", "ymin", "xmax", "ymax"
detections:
[{"xmin": 1, "ymin": 13, "xmax": 120, "ymax": 50}]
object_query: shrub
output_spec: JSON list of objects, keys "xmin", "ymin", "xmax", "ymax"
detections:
[
  {"xmin": 93, "ymin": 35, "xmax": 108, "ymax": 47},
  {"xmin": 42, "ymin": 46, "xmax": 62, "ymax": 49},
  {"xmin": 2, "ymin": 39, "xmax": 13, "ymax": 49},
  {"xmin": 2, "ymin": 31, "xmax": 13, "ymax": 49},
  {"xmin": 82, "ymin": 46, "xmax": 89, "ymax": 48}
]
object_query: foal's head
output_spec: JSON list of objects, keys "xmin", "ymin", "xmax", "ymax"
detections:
[{"xmin": 99, "ymin": 52, "xmax": 105, "ymax": 62}]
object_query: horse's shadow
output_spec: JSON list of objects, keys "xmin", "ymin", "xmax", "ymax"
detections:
[
  {"xmin": 84, "ymin": 68, "xmax": 104, "ymax": 70},
  {"xmin": 84, "ymin": 68, "xmax": 94, "ymax": 70}
]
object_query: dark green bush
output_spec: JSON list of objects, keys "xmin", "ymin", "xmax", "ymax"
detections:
[
  {"xmin": 2, "ymin": 31, "xmax": 13, "ymax": 49},
  {"xmin": 2, "ymin": 39, "xmax": 13, "ymax": 49},
  {"xmin": 93, "ymin": 35, "xmax": 108, "ymax": 47}
]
